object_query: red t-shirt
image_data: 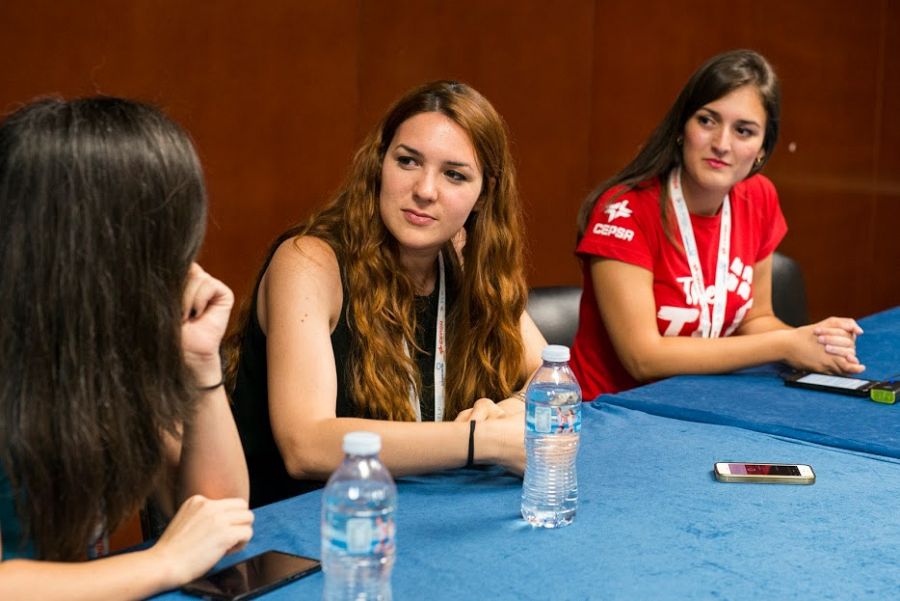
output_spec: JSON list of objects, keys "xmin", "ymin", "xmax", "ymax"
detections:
[{"xmin": 570, "ymin": 174, "xmax": 788, "ymax": 399}]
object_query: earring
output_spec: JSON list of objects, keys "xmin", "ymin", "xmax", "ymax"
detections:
[
  {"xmin": 755, "ymin": 155, "xmax": 764, "ymax": 166},
  {"xmin": 676, "ymin": 135, "xmax": 684, "ymax": 146}
]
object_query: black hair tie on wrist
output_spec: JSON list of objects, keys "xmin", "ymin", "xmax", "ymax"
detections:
[
  {"xmin": 466, "ymin": 420, "xmax": 476, "ymax": 468},
  {"xmin": 197, "ymin": 379, "xmax": 224, "ymax": 392}
]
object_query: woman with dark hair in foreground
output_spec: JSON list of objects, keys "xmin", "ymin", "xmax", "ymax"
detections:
[{"xmin": 0, "ymin": 97, "xmax": 252, "ymax": 599}]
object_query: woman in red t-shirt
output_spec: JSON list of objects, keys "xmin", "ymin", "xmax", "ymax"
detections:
[{"xmin": 571, "ymin": 49, "xmax": 864, "ymax": 400}]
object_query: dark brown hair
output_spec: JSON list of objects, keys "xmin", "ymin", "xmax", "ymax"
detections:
[
  {"xmin": 0, "ymin": 97, "xmax": 207, "ymax": 560},
  {"xmin": 576, "ymin": 49, "xmax": 781, "ymax": 238},
  {"xmin": 226, "ymin": 80, "xmax": 527, "ymax": 420}
]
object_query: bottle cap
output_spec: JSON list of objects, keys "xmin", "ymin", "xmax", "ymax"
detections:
[
  {"xmin": 541, "ymin": 344, "xmax": 570, "ymax": 363},
  {"xmin": 343, "ymin": 431, "xmax": 381, "ymax": 455}
]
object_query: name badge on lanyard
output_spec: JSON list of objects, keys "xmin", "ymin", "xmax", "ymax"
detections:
[
  {"xmin": 403, "ymin": 252, "xmax": 446, "ymax": 421},
  {"xmin": 668, "ymin": 166, "xmax": 731, "ymax": 338}
]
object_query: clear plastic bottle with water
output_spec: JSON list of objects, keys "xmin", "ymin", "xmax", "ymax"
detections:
[
  {"xmin": 321, "ymin": 431, "xmax": 397, "ymax": 601},
  {"xmin": 521, "ymin": 344, "xmax": 582, "ymax": 528}
]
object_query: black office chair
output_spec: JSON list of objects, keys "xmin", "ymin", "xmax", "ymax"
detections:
[
  {"xmin": 526, "ymin": 286, "xmax": 582, "ymax": 348},
  {"xmin": 771, "ymin": 251, "xmax": 809, "ymax": 327}
]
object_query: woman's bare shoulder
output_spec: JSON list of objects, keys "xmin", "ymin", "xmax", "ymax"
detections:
[{"xmin": 259, "ymin": 235, "xmax": 343, "ymax": 332}]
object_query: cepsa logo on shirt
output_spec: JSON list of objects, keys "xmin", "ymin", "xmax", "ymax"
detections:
[{"xmin": 592, "ymin": 200, "xmax": 635, "ymax": 241}]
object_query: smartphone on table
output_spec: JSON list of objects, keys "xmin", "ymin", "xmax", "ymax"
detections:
[
  {"xmin": 783, "ymin": 371, "xmax": 873, "ymax": 397},
  {"xmin": 181, "ymin": 550, "xmax": 321, "ymax": 600},
  {"xmin": 714, "ymin": 462, "xmax": 815, "ymax": 484}
]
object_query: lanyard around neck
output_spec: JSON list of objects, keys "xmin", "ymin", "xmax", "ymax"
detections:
[
  {"xmin": 403, "ymin": 252, "xmax": 446, "ymax": 421},
  {"xmin": 668, "ymin": 166, "xmax": 731, "ymax": 338}
]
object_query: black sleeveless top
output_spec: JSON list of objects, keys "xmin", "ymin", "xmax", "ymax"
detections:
[{"xmin": 230, "ymin": 259, "xmax": 457, "ymax": 507}]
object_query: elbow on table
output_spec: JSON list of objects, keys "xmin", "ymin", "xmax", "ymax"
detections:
[
  {"xmin": 619, "ymin": 350, "xmax": 665, "ymax": 383},
  {"xmin": 279, "ymin": 438, "xmax": 334, "ymax": 482},
  {"xmin": 193, "ymin": 473, "xmax": 251, "ymax": 504}
]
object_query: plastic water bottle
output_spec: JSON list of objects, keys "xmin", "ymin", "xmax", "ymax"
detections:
[
  {"xmin": 521, "ymin": 344, "xmax": 582, "ymax": 528},
  {"xmin": 322, "ymin": 431, "xmax": 397, "ymax": 601}
]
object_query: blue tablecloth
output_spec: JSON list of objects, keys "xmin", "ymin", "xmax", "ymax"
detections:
[
  {"xmin": 599, "ymin": 306, "xmax": 900, "ymax": 458},
  {"xmin": 154, "ymin": 404, "xmax": 900, "ymax": 600}
]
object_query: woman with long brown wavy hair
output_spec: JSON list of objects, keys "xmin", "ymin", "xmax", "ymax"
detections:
[
  {"xmin": 0, "ymin": 97, "xmax": 252, "ymax": 599},
  {"xmin": 227, "ymin": 80, "xmax": 546, "ymax": 507}
]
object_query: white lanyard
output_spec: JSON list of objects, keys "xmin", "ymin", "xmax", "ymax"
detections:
[
  {"xmin": 403, "ymin": 252, "xmax": 446, "ymax": 422},
  {"xmin": 668, "ymin": 166, "xmax": 731, "ymax": 338}
]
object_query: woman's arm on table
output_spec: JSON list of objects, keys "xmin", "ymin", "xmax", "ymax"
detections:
[
  {"xmin": 261, "ymin": 237, "xmax": 525, "ymax": 480},
  {"xmin": 0, "ymin": 497, "xmax": 253, "ymax": 601},
  {"xmin": 589, "ymin": 256, "xmax": 864, "ymax": 383},
  {"xmin": 735, "ymin": 255, "xmax": 862, "ymax": 366}
]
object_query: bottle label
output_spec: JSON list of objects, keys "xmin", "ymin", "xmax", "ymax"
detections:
[
  {"xmin": 526, "ymin": 402, "xmax": 582, "ymax": 434},
  {"xmin": 324, "ymin": 510, "xmax": 396, "ymax": 555}
]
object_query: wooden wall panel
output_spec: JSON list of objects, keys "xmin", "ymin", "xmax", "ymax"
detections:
[
  {"xmin": 749, "ymin": 2, "xmax": 884, "ymax": 320},
  {"xmin": 777, "ymin": 188, "xmax": 873, "ymax": 318},
  {"xmin": 872, "ymin": 0, "xmax": 900, "ymax": 315},
  {"xmin": 766, "ymin": 4, "xmax": 882, "ymax": 178},
  {"xmin": 0, "ymin": 0, "xmax": 360, "ymax": 305},
  {"xmin": 178, "ymin": 2, "xmax": 360, "ymax": 304}
]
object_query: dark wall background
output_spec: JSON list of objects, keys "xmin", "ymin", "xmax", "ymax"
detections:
[{"xmin": 1, "ymin": 0, "xmax": 897, "ymax": 322}]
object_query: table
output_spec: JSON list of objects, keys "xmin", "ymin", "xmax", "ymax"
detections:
[
  {"xmin": 154, "ymin": 403, "xmax": 900, "ymax": 600},
  {"xmin": 600, "ymin": 306, "xmax": 900, "ymax": 458}
]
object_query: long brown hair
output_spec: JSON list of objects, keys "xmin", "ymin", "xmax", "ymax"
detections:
[
  {"xmin": 226, "ymin": 80, "xmax": 526, "ymax": 420},
  {"xmin": 576, "ymin": 49, "xmax": 781, "ymax": 239},
  {"xmin": 0, "ymin": 97, "xmax": 207, "ymax": 560}
]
